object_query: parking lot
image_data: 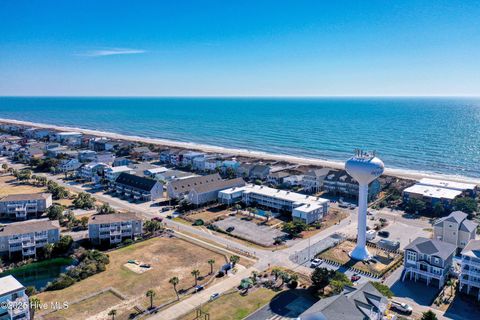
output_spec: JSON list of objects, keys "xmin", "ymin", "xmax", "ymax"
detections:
[{"xmin": 213, "ymin": 216, "xmax": 286, "ymax": 246}]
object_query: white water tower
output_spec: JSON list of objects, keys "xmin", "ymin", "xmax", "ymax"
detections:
[{"xmin": 345, "ymin": 149, "xmax": 384, "ymax": 260}]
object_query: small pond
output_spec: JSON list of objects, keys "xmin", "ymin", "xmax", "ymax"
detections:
[{"xmin": 0, "ymin": 257, "xmax": 74, "ymax": 291}]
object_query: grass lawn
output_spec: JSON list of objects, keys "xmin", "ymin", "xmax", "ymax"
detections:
[
  {"xmin": 178, "ymin": 288, "xmax": 278, "ymax": 320},
  {"xmin": 43, "ymin": 290, "xmax": 124, "ymax": 320},
  {"xmin": 319, "ymin": 240, "xmax": 402, "ymax": 277},
  {"xmin": 37, "ymin": 237, "xmax": 226, "ymax": 320},
  {"xmin": 302, "ymin": 208, "xmax": 349, "ymax": 238},
  {"xmin": 0, "ymin": 176, "xmax": 46, "ymax": 196}
]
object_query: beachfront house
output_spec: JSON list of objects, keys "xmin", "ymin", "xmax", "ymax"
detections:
[
  {"xmin": 323, "ymin": 169, "xmax": 381, "ymax": 201},
  {"xmin": 54, "ymin": 131, "xmax": 82, "ymax": 146},
  {"xmin": 402, "ymin": 237, "xmax": 456, "ymax": 288},
  {"xmin": 0, "ymin": 193, "xmax": 53, "ymax": 220},
  {"xmin": 104, "ymin": 165, "xmax": 135, "ymax": 183},
  {"xmin": 0, "ymin": 275, "xmax": 31, "ymax": 320},
  {"xmin": 78, "ymin": 150, "xmax": 97, "ymax": 162},
  {"xmin": 112, "ymin": 172, "xmax": 163, "ymax": 201},
  {"xmin": 77, "ymin": 162, "xmax": 108, "ymax": 183},
  {"xmin": 88, "ymin": 213, "xmax": 143, "ymax": 245},
  {"xmin": 459, "ymin": 240, "xmax": 480, "ymax": 300},
  {"xmin": 302, "ymin": 168, "xmax": 331, "ymax": 193},
  {"xmin": 0, "ymin": 220, "xmax": 60, "ymax": 259},
  {"xmin": 433, "ymin": 211, "xmax": 477, "ymax": 250}
]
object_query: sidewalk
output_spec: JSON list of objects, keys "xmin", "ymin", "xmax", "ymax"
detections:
[{"xmin": 150, "ymin": 265, "xmax": 255, "ymax": 320}]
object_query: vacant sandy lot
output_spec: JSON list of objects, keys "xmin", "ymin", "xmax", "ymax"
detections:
[
  {"xmin": 0, "ymin": 175, "xmax": 46, "ymax": 197},
  {"xmin": 38, "ymin": 237, "xmax": 226, "ymax": 320}
]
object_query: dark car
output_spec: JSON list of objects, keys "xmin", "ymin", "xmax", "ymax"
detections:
[
  {"xmin": 194, "ymin": 285, "xmax": 204, "ymax": 293},
  {"xmin": 350, "ymin": 274, "xmax": 361, "ymax": 282},
  {"xmin": 226, "ymin": 226, "xmax": 235, "ymax": 233},
  {"xmin": 378, "ymin": 231, "xmax": 390, "ymax": 238}
]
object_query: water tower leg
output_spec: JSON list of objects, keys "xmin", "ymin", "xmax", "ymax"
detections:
[{"xmin": 350, "ymin": 184, "xmax": 371, "ymax": 260}]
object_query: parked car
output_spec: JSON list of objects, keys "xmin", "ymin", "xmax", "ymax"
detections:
[
  {"xmin": 350, "ymin": 274, "xmax": 361, "ymax": 282},
  {"xmin": 152, "ymin": 217, "xmax": 163, "ymax": 222},
  {"xmin": 378, "ymin": 231, "xmax": 390, "ymax": 238},
  {"xmin": 210, "ymin": 293, "xmax": 220, "ymax": 301},
  {"xmin": 391, "ymin": 301, "xmax": 413, "ymax": 314},
  {"xmin": 161, "ymin": 207, "xmax": 171, "ymax": 212},
  {"xmin": 226, "ymin": 226, "xmax": 235, "ymax": 233},
  {"xmin": 140, "ymin": 264, "xmax": 151, "ymax": 268},
  {"xmin": 194, "ymin": 285, "xmax": 204, "ymax": 293},
  {"xmin": 310, "ymin": 258, "xmax": 322, "ymax": 268}
]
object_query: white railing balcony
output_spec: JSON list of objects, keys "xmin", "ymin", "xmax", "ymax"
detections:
[
  {"xmin": 406, "ymin": 267, "xmax": 443, "ymax": 279},
  {"xmin": 8, "ymin": 238, "xmax": 22, "ymax": 244},
  {"xmin": 460, "ymin": 278, "xmax": 480, "ymax": 288},
  {"xmin": 22, "ymin": 240, "xmax": 35, "ymax": 247},
  {"xmin": 110, "ymin": 230, "xmax": 121, "ymax": 236},
  {"xmin": 22, "ymin": 248, "xmax": 35, "ymax": 256},
  {"xmin": 463, "ymin": 259, "xmax": 480, "ymax": 269},
  {"xmin": 7, "ymin": 296, "xmax": 29, "ymax": 318}
]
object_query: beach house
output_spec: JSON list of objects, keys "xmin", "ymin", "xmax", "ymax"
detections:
[
  {"xmin": 302, "ymin": 168, "xmax": 331, "ymax": 193},
  {"xmin": 433, "ymin": 211, "xmax": 477, "ymax": 250},
  {"xmin": 459, "ymin": 240, "xmax": 480, "ymax": 300},
  {"xmin": 187, "ymin": 177, "xmax": 245, "ymax": 205},
  {"xmin": 402, "ymin": 237, "xmax": 456, "ymax": 288},
  {"xmin": 167, "ymin": 173, "xmax": 222, "ymax": 199},
  {"xmin": 323, "ymin": 169, "xmax": 381, "ymax": 201}
]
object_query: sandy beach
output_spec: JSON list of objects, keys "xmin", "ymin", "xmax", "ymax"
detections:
[{"xmin": 1, "ymin": 117, "xmax": 479, "ymax": 185}]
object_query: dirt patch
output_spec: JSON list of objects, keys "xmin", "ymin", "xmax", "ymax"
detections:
[
  {"xmin": 123, "ymin": 262, "xmax": 152, "ymax": 274},
  {"xmin": 0, "ymin": 175, "xmax": 47, "ymax": 197}
]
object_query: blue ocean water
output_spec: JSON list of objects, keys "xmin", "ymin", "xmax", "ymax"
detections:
[{"xmin": 0, "ymin": 97, "xmax": 479, "ymax": 178}]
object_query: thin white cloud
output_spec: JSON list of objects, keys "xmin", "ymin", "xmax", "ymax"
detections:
[{"xmin": 78, "ymin": 48, "xmax": 146, "ymax": 57}]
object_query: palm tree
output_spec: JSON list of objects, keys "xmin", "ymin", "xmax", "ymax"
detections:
[
  {"xmin": 29, "ymin": 297, "xmax": 41, "ymax": 320},
  {"xmin": 44, "ymin": 243, "xmax": 54, "ymax": 259},
  {"xmin": 191, "ymin": 269, "xmax": 200, "ymax": 286},
  {"xmin": 207, "ymin": 259, "xmax": 215, "ymax": 275},
  {"xmin": 146, "ymin": 289, "xmax": 156, "ymax": 309},
  {"xmin": 169, "ymin": 277, "xmax": 179, "ymax": 300},
  {"xmin": 271, "ymin": 267, "xmax": 281, "ymax": 281},
  {"xmin": 229, "ymin": 255, "xmax": 240, "ymax": 267},
  {"xmin": 108, "ymin": 309, "xmax": 117, "ymax": 320},
  {"xmin": 447, "ymin": 279, "xmax": 454, "ymax": 297},
  {"xmin": 234, "ymin": 204, "xmax": 241, "ymax": 214},
  {"xmin": 264, "ymin": 211, "xmax": 272, "ymax": 222}
]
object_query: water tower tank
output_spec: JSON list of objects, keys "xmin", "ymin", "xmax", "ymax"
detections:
[{"xmin": 345, "ymin": 150, "xmax": 384, "ymax": 261}]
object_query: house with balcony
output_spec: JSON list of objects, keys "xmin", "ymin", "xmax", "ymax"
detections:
[
  {"xmin": 0, "ymin": 220, "xmax": 60, "ymax": 259},
  {"xmin": 0, "ymin": 275, "xmax": 30, "ymax": 320},
  {"xmin": 77, "ymin": 162, "xmax": 108, "ymax": 183},
  {"xmin": 112, "ymin": 172, "xmax": 163, "ymax": 201},
  {"xmin": 301, "ymin": 168, "xmax": 331, "ymax": 193},
  {"xmin": 402, "ymin": 237, "xmax": 456, "ymax": 288},
  {"xmin": 88, "ymin": 213, "xmax": 143, "ymax": 245},
  {"xmin": 433, "ymin": 211, "xmax": 477, "ymax": 251},
  {"xmin": 104, "ymin": 166, "xmax": 134, "ymax": 183},
  {"xmin": 459, "ymin": 240, "xmax": 480, "ymax": 300},
  {"xmin": 323, "ymin": 169, "xmax": 381, "ymax": 201},
  {"xmin": 0, "ymin": 193, "xmax": 52, "ymax": 220}
]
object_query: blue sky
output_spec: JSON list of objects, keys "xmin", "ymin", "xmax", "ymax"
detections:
[{"xmin": 1, "ymin": 1, "xmax": 479, "ymax": 96}]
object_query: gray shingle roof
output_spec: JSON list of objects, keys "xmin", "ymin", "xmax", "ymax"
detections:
[
  {"xmin": 461, "ymin": 240, "xmax": 480, "ymax": 258},
  {"xmin": 115, "ymin": 172, "xmax": 158, "ymax": 192},
  {"xmin": 190, "ymin": 177, "xmax": 245, "ymax": 194},
  {"xmin": 300, "ymin": 282, "xmax": 388, "ymax": 320},
  {"xmin": 0, "ymin": 220, "xmax": 59, "ymax": 237},
  {"xmin": 88, "ymin": 212, "xmax": 142, "ymax": 224},
  {"xmin": 460, "ymin": 219, "xmax": 478, "ymax": 233},
  {"xmin": 404, "ymin": 237, "xmax": 456, "ymax": 260},
  {"xmin": 0, "ymin": 193, "xmax": 51, "ymax": 202},
  {"xmin": 170, "ymin": 173, "xmax": 221, "ymax": 193}
]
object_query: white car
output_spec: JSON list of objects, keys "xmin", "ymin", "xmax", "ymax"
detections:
[
  {"xmin": 391, "ymin": 301, "xmax": 413, "ymax": 314},
  {"xmin": 310, "ymin": 258, "xmax": 322, "ymax": 268}
]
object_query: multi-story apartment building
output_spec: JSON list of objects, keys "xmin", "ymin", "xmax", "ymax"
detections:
[
  {"xmin": 0, "ymin": 193, "xmax": 52, "ymax": 220},
  {"xmin": 459, "ymin": 240, "xmax": 480, "ymax": 300},
  {"xmin": 323, "ymin": 169, "xmax": 381, "ymax": 201},
  {"xmin": 77, "ymin": 162, "xmax": 108, "ymax": 183},
  {"xmin": 112, "ymin": 173, "xmax": 163, "ymax": 201},
  {"xmin": 104, "ymin": 166, "xmax": 134, "ymax": 183},
  {"xmin": 88, "ymin": 213, "xmax": 143, "ymax": 245},
  {"xmin": 218, "ymin": 184, "xmax": 329, "ymax": 224},
  {"xmin": 0, "ymin": 275, "xmax": 30, "ymax": 320},
  {"xmin": 433, "ymin": 211, "xmax": 477, "ymax": 250},
  {"xmin": 402, "ymin": 237, "xmax": 456, "ymax": 288},
  {"xmin": 167, "ymin": 173, "xmax": 222, "ymax": 200},
  {"xmin": 0, "ymin": 220, "xmax": 60, "ymax": 259},
  {"xmin": 187, "ymin": 177, "xmax": 245, "ymax": 205},
  {"xmin": 301, "ymin": 168, "xmax": 330, "ymax": 193},
  {"xmin": 403, "ymin": 178, "xmax": 477, "ymax": 210}
]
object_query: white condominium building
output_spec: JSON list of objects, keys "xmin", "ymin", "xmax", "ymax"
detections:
[
  {"xmin": 218, "ymin": 184, "xmax": 329, "ymax": 224},
  {"xmin": 88, "ymin": 213, "xmax": 143, "ymax": 245}
]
